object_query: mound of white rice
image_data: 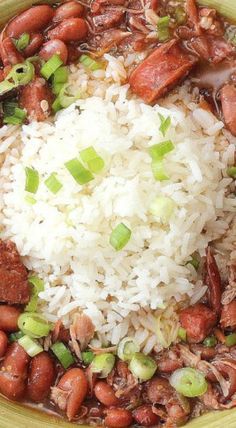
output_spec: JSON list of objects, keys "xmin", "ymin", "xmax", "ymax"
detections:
[{"xmin": 0, "ymin": 57, "xmax": 235, "ymax": 351}]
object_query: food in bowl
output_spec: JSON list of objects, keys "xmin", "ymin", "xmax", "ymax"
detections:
[{"xmin": 0, "ymin": 0, "xmax": 235, "ymax": 427}]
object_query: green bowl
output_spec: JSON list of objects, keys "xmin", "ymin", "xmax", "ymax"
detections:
[{"xmin": 1, "ymin": 394, "xmax": 236, "ymax": 427}]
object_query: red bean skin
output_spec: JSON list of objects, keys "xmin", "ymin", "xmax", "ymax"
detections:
[
  {"xmin": 0, "ymin": 331, "xmax": 8, "ymax": 358},
  {"xmin": 48, "ymin": 18, "xmax": 88, "ymax": 42},
  {"xmin": 0, "ymin": 342, "xmax": 30, "ymax": 400},
  {"xmin": 0, "ymin": 305, "xmax": 21, "ymax": 332},
  {"xmin": 94, "ymin": 381, "xmax": 119, "ymax": 407},
  {"xmin": 53, "ymin": 2, "xmax": 84, "ymax": 22},
  {"xmin": 27, "ymin": 352, "xmax": 55, "ymax": 402},
  {"xmin": 23, "ymin": 33, "xmax": 44, "ymax": 58},
  {"xmin": 105, "ymin": 409, "xmax": 133, "ymax": 428},
  {"xmin": 39, "ymin": 39, "xmax": 68, "ymax": 64},
  {"xmin": 133, "ymin": 405, "xmax": 160, "ymax": 427},
  {"xmin": 7, "ymin": 5, "xmax": 55, "ymax": 38}
]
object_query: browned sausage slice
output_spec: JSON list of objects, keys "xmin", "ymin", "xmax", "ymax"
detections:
[
  {"xmin": 19, "ymin": 78, "xmax": 53, "ymax": 122},
  {"xmin": 220, "ymin": 300, "xmax": 236, "ymax": 329},
  {"xmin": 179, "ymin": 303, "xmax": 217, "ymax": 343},
  {"xmin": 129, "ymin": 39, "xmax": 197, "ymax": 104},
  {"xmin": 220, "ymin": 84, "xmax": 236, "ymax": 136},
  {"xmin": 0, "ymin": 240, "xmax": 29, "ymax": 305}
]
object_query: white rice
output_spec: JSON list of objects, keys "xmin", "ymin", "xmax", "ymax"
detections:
[{"xmin": 0, "ymin": 56, "xmax": 235, "ymax": 350}]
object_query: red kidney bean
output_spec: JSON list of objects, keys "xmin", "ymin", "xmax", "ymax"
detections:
[
  {"xmin": 133, "ymin": 405, "xmax": 160, "ymax": 427},
  {"xmin": 19, "ymin": 77, "xmax": 54, "ymax": 122},
  {"xmin": 94, "ymin": 381, "xmax": 119, "ymax": 407},
  {"xmin": 39, "ymin": 39, "xmax": 68, "ymax": 64},
  {"xmin": 56, "ymin": 368, "xmax": 88, "ymax": 421},
  {"xmin": 27, "ymin": 352, "xmax": 55, "ymax": 402},
  {"xmin": 0, "ymin": 331, "xmax": 8, "ymax": 358},
  {"xmin": 67, "ymin": 44, "xmax": 80, "ymax": 64},
  {"xmin": 0, "ymin": 37, "xmax": 24, "ymax": 66},
  {"xmin": 0, "ymin": 305, "xmax": 21, "ymax": 332},
  {"xmin": 0, "ymin": 342, "xmax": 30, "ymax": 400},
  {"xmin": 48, "ymin": 18, "xmax": 88, "ymax": 42},
  {"xmin": 104, "ymin": 409, "xmax": 133, "ymax": 428},
  {"xmin": 53, "ymin": 1, "xmax": 84, "ymax": 22},
  {"xmin": 23, "ymin": 33, "xmax": 44, "ymax": 58},
  {"xmin": 7, "ymin": 5, "xmax": 55, "ymax": 38}
]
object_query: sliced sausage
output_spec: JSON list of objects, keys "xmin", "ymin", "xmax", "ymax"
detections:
[
  {"xmin": 27, "ymin": 352, "xmax": 55, "ymax": 402},
  {"xmin": 220, "ymin": 300, "xmax": 236, "ymax": 329},
  {"xmin": 179, "ymin": 303, "xmax": 217, "ymax": 343},
  {"xmin": 19, "ymin": 78, "xmax": 53, "ymax": 122},
  {"xmin": 0, "ymin": 305, "xmax": 21, "ymax": 332},
  {"xmin": 53, "ymin": 2, "xmax": 84, "ymax": 22},
  {"xmin": 129, "ymin": 39, "xmax": 197, "ymax": 104},
  {"xmin": 48, "ymin": 18, "xmax": 88, "ymax": 43},
  {"xmin": 220, "ymin": 84, "xmax": 236, "ymax": 136},
  {"xmin": 6, "ymin": 5, "xmax": 54, "ymax": 38},
  {"xmin": 0, "ymin": 240, "xmax": 29, "ymax": 305}
]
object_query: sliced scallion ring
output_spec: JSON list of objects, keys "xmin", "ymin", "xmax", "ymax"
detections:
[
  {"xmin": 53, "ymin": 66, "xmax": 69, "ymax": 84},
  {"xmin": 25, "ymin": 276, "xmax": 44, "ymax": 313},
  {"xmin": 18, "ymin": 312, "xmax": 51, "ymax": 339},
  {"xmin": 90, "ymin": 353, "xmax": 115, "ymax": 378},
  {"xmin": 65, "ymin": 158, "xmax": 94, "ymax": 185},
  {"xmin": 170, "ymin": 368, "xmax": 208, "ymax": 397},
  {"xmin": 157, "ymin": 16, "xmax": 170, "ymax": 42},
  {"xmin": 0, "ymin": 80, "xmax": 16, "ymax": 96},
  {"xmin": 25, "ymin": 167, "xmax": 39, "ymax": 194},
  {"xmin": 18, "ymin": 335, "xmax": 43, "ymax": 357},
  {"xmin": 58, "ymin": 83, "xmax": 81, "ymax": 108},
  {"xmin": 80, "ymin": 146, "xmax": 105, "ymax": 173},
  {"xmin": 158, "ymin": 113, "xmax": 171, "ymax": 137},
  {"xmin": 40, "ymin": 54, "xmax": 63, "ymax": 80},
  {"xmin": 129, "ymin": 352, "xmax": 157, "ymax": 382},
  {"xmin": 79, "ymin": 54, "xmax": 103, "ymax": 71},
  {"xmin": 117, "ymin": 337, "xmax": 140, "ymax": 362},
  {"xmin": 6, "ymin": 61, "xmax": 35, "ymax": 86},
  {"xmin": 51, "ymin": 341, "xmax": 75, "ymax": 369},
  {"xmin": 149, "ymin": 140, "xmax": 175, "ymax": 161},
  {"xmin": 149, "ymin": 196, "xmax": 175, "ymax": 224},
  {"xmin": 45, "ymin": 173, "xmax": 63, "ymax": 194},
  {"xmin": 151, "ymin": 160, "xmax": 169, "ymax": 181},
  {"xmin": 110, "ymin": 223, "xmax": 131, "ymax": 251},
  {"xmin": 13, "ymin": 33, "xmax": 30, "ymax": 51}
]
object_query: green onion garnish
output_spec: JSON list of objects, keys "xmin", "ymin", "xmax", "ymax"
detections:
[
  {"xmin": 174, "ymin": 6, "xmax": 187, "ymax": 24},
  {"xmin": 3, "ymin": 101, "xmax": 18, "ymax": 116},
  {"xmin": 110, "ymin": 223, "xmax": 131, "ymax": 251},
  {"xmin": 52, "ymin": 97, "xmax": 62, "ymax": 113},
  {"xmin": 203, "ymin": 336, "xmax": 217, "ymax": 347},
  {"xmin": 82, "ymin": 351, "xmax": 95, "ymax": 365},
  {"xmin": 40, "ymin": 54, "xmax": 63, "ymax": 80},
  {"xmin": 18, "ymin": 312, "xmax": 51, "ymax": 339},
  {"xmin": 6, "ymin": 61, "xmax": 35, "ymax": 86},
  {"xmin": 157, "ymin": 16, "xmax": 171, "ymax": 42},
  {"xmin": 129, "ymin": 352, "xmax": 157, "ymax": 382},
  {"xmin": 25, "ymin": 276, "xmax": 44, "ymax": 313},
  {"xmin": 52, "ymin": 82, "xmax": 65, "ymax": 95},
  {"xmin": 13, "ymin": 33, "xmax": 30, "ymax": 51},
  {"xmin": 25, "ymin": 167, "xmax": 39, "ymax": 194},
  {"xmin": 178, "ymin": 327, "xmax": 187, "ymax": 342},
  {"xmin": 65, "ymin": 158, "xmax": 94, "ymax": 185},
  {"xmin": 79, "ymin": 54, "xmax": 103, "ymax": 71},
  {"xmin": 151, "ymin": 160, "xmax": 169, "ymax": 181},
  {"xmin": 51, "ymin": 341, "xmax": 75, "ymax": 369},
  {"xmin": 45, "ymin": 173, "xmax": 63, "ymax": 194},
  {"xmin": 91, "ymin": 353, "xmax": 115, "ymax": 378},
  {"xmin": 225, "ymin": 333, "xmax": 236, "ymax": 347},
  {"xmin": 149, "ymin": 196, "xmax": 175, "ymax": 224},
  {"xmin": 170, "ymin": 368, "xmax": 208, "ymax": 397},
  {"xmin": 3, "ymin": 116, "xmax": 23, "ymax": 125},
  {"xmin": 9, "ymin": 331, "xmax": 24, "ymax": 343},
  {"xmin": 0, "ymin": 80, "xmax": 15, "ymax": 96},
  {"xmin": 18, "ymin": 335, "xmax": 43, "ymax": 357},
  {"xmin": 149, "ymin": 140, "xmax": 174, "ymax": 161},
  {"xmin": 25, "ymin": 195, "xmax": 37, "ymax": 205},
  {"xmin": 58, "ymin": 83, "xmax": 80, "ymax": 108},
  {"xmin": 227, "ymin": 166, "xmax": 236, "ymax": 178},
  {"xmin": 80, "ymin": 146, "xmax": 105, "ymax": 173},
  {"xmin": 117, "ymin": 337, "xmax": 140, "ymax": 362},
  {"xmin": 186, "ymin": 256, "xmax": 200, "ymax": 271},
  {"xmin": 158, "ymin": 114, "xmax": 171, "ymax": 137},
  {"xmin": 53, "ymin": 66, "xmax": 69, "ymax": 84}
]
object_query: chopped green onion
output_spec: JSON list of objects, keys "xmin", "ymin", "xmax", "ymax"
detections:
[
  {"xmin": 65, "ymin": 158, "xmax": 94, "ymax": 185},
  {"xmin": 25, "ymin": 195, "xmax": 37, "ymax": 205},
  {"xmin": 79, "ymin": 54, "xmax": 103, "ymax": 71},
  {"xmin": 149, "ymin": 140, "xmax": 174, "ymax": 161},
  {"xmin": 197, "ymin": 0, "xmax": 236, "ymax": 23},
  {"xmin": 53, "ymin": 66, "xmax": 69, "ymax": 84},
  {"xmin": 151, "ymin": 160, "xmax": 169, "ymax": 181},
  {"xmin": 14, "ymin": 107, "xmax": 27, "ymax": 120},
  {"xmin": 6, "ymin": 61, "xmax": 35, "ymax": 86},
  {"xmin": 178, "ymin": 327, "xmax": 187, "ymax": 342},
  {"xmin": 3, "ymin": 116, "xmax": 22, "ymax": 125},
  {"xmin": 225, "ymin": 333, "xmax": 236, "ymax": 347},
  {"xmin": 40, "ymin": 54, "xmax": 63, "ymax": 80},
  {"xmin": 9, "ymin": 331, "xmax": 24, "ymax": 343},
  {"xmin": 110, "ymin": 223, "xmax": 131, "ymax": 251},
  {"xmin": 51, "ymin": 341, "xmax": 75, "ymax": 369},
  {"xmin": 186, "ymin": 256, "xmax": 200, "ymax": 271},
  {"xmin": 174, "ymin": 6, "xmax": 187, "ymax": 24},
  {"xmin": 58, "ymin": 83, "xmax": 80, "ymax": 108},
  {"xmin": 0, "ymin": 80, "xmax": 16, "ymax": 96},
  {"xmin": 52, "ymin": 82, "xmax": 65, "ymax": 95},
  {"xmin": 18, "ymin": 335, "xmax": 43, "ymax": 357},
  {"xmin": 3, "ymin": 101, "xmax": 18, "ymax": 116},
  {"xmin": 25, "ymin": 167, "xmax": 39, "ymax": 194},
  {"xmin": 80, "ymin": 146, "xmax": 105, "ymax": 173},
  {"xmin": 157, "ymin": 16, "xmax": 170, "ymax": 42},
  {"xmin": 129, "ymin": 352, "xmax": 157, "ymax": 382},
  {"xmin": 45, "ymin": 173, "xmax": 63, "ymax": 194},
  {"xmin": 117, "ymin": 337, "xmax": 140, "ymax": 362},
  {"xmin": 90, "ymin": 353, "xmax": 115, "ymax": 378},
  {"xmin": 158, "ymin": 114, "xmax": 171, "ymax": 137},
  {"xmin": 52, "ymin": 97, "xmax": 62, "ymax": 113},
  {"xmin": 149, "ymin": 196, "xmax": 175, "ymax": 224},
  {"xmin": 13, "ymin": 33, "xmax": 30, "ymax": 51},
  {"xmin": 25, "ymin": 276, "xmax": 44, "ymax": 312},
  {"xmin": 227, "ymin": 166, "xmax": 236, "ymax": 178},
  {"xmin": 170, "ymin": 368, "xmax": 208, "ymax": 397},
  {"xmin": 82, "ymin": 351, "xmax": 95, "ymax": 365},
  {"xmin": 18, "ymin": 312, "xmax": 51, "ymax": 339},
  {"xmin": 203, "ymin": 336, "xmax": 217, "ymax": 347}
]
